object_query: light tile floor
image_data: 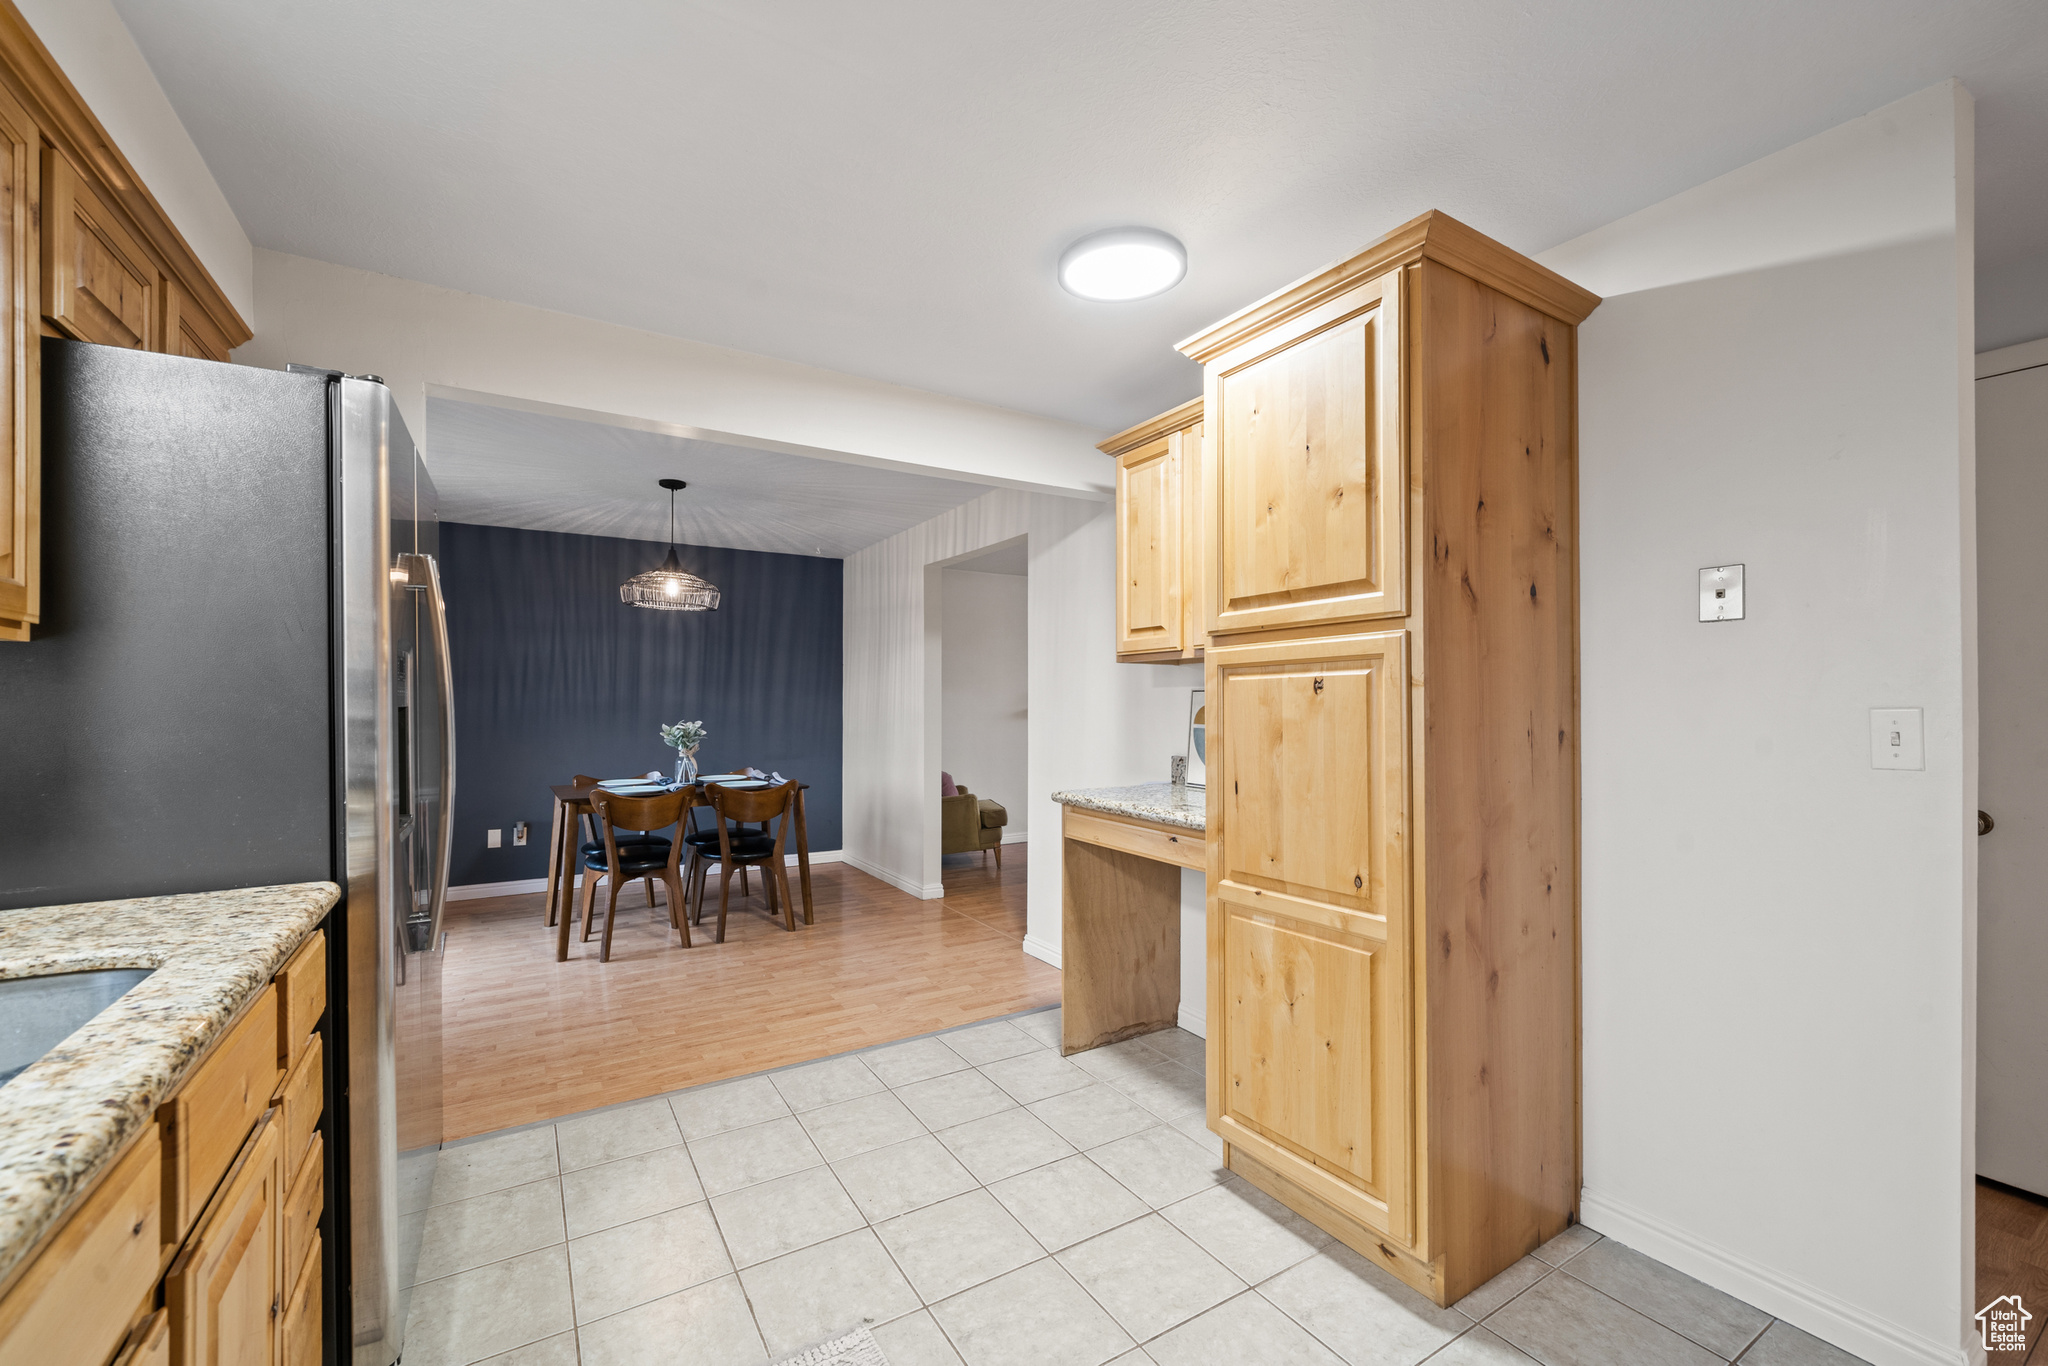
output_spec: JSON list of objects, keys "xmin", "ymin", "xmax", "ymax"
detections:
[{"xmin": 401, "ymin": 1008, "xmax": 1874, "ymax": 1366}]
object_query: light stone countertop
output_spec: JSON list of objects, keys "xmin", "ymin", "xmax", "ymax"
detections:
[
  {"xmin": 0, "ymin": 881, "xmax": 337, "ymax": 1290},
  {"xmin": 1052, "ymin": 781, "xmax": 1207, "ymax": 833}
]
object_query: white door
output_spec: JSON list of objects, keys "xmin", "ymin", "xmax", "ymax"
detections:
[{"xmin": 1978, "ymin": 349, "xmax": 2048, "ymax": 1198}]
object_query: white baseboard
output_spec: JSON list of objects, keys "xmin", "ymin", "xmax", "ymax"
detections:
[
  {"xmin": 1000, "ymin": 830, "xmax": 1028, "ymax": 844},
  {"xmin": 841, "ymin": 852, "xmax": 945, "ymax": 900},
  {"xmin": 1176, "ymin": 1004, "xmax": 1206, "ymax": 1038},
  {"xmin": 450, "ymin": 850, "xmax": 843, "ymax": 904},
  {"xmin": 1021, "ymin": 934, "xmax": 1061, "ymax": 969},
  {"xmin": 1578, "ymin": 1189, "xmax": 1969, "ymax": 1366},
  {"xmin": 448, "ymin": 877, "xmax": 547, "ymax": 901}
]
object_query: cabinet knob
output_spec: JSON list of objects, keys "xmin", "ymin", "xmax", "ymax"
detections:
[{"xmin": 1979, "ymin": 810, "xmax": 1995, "ymax": 836}]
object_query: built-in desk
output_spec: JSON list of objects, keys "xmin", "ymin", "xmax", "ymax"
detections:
[{"xmin": 1051, "ymin": 783, "xmax": 1207, "ymax": 1056}]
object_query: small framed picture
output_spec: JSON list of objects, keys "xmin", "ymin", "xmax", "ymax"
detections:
[{"xmin": 1186, "ymin": 689, "xmax": 1206, "ymax": 789}]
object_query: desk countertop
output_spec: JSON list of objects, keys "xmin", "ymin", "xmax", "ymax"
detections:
[
  {"xmin": 0, "ymin": 881, "xmax": 336, "ymax": 1289},
  {"xmin": 1052, "ymin": 782, "xmax": 1207, "ymax": 833}
]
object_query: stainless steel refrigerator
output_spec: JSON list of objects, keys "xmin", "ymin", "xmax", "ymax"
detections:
[{"xmin": 0, "ymin": 340, "xmax": 453, "ymax": 1366}]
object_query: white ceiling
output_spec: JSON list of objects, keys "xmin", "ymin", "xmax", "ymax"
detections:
[
  {"xmin": 120, "ymin": 0, "xmax": 2048, "ymax": 431},
  {"xmin": 423, "ymin": 398, "xmax": 990, "ymax": 557}
]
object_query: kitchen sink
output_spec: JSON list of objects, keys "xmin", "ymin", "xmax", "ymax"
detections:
[{"xmin": 0, "ymin": 968, "xmax": 154, "ymax": 1086}]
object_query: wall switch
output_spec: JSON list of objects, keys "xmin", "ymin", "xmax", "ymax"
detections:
[
  {"xmin": 1870, "ymin": 708, "xmax": 1924, "ymax": 770},
  {"xmin": 1700, "ymin": 564, "xmax": 1744, "ymax": 621},
  {"xmin": 487, "ymin": 828, "xmax": 502, "ymax": 849},
  {"xmin": 513, "ymin": 822, "xmax": 528, "ymax": 847}
]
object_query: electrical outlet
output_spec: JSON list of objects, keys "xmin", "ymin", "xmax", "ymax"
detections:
[
  {"xmin": 513, "ymin": 822, "xmax": 528, "ymax": 847},
  {"xmin": 487, "ymin": 828, "xmax": 502, "ymax": 849},
  {"xmin": 1870, "ymin": 708, "xmax": 1924, "ymax": 770}
]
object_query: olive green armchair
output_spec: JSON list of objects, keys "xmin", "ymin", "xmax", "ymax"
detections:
[{"xmin": 942, "ymin": 782, "xmax": 1010, "ymax": 868}]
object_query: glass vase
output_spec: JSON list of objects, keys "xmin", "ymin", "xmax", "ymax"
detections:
[{"xmin": 673, "ymin": 750, "xmax": 699, "ymax": 787}]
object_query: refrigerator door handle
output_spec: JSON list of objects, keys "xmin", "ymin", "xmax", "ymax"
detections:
[{"xmin": 400, "ymin": 551, "xmax": 456, "ymax": 951}]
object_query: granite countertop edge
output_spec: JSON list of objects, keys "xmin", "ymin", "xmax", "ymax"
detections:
[
  {"xmin": 1052, "ymin": 782, "xmax": 1207, "ymax": 833},
  {"xmin": 0, "ymin": 881, "xmax": 338, "ymax": 1290}
]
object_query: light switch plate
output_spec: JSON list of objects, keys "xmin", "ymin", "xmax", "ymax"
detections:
[
  {"xmin": 1700, "ymin": 564, "xmax": 1744, "ymax": 621},
  {"xmin": 487, "ymin": 828, "xmax": 503, "ymax": 849},
  {"xmin": 1870, "ymin": 708, "xmax": 1924, "ymax": 770}
]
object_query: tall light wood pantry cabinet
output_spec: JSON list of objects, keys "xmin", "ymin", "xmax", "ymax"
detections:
[
  {"xmin": 1180, "ymin": 211, "xmax": 1599, "ymax": 1306},
  {"xmin": 1102, "ymin": 397, "xmax": 1204, "ymax": 662}
]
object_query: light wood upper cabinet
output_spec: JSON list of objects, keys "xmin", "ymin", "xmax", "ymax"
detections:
[
  {"xmin": 43, "ymin": 148, "xmax": 154, "ymax": 350},
  {"xmin": 0, "ymin": 77, "xmax": 34, "ymax": 641},
  {"xmin": 1104, "ymin": 397, "xmax": 1204, "ymax": 663},
  {"xmin": 1183, "ymin": 210, "xmax": 1599, "ymax": 1306},
  {"xmin": 1208, "ymin": 629, "xmax": 1412, "ymax": 1242},
  {"xmin": 0, "ymin": 0, "xmax": 252, "ymax": 639},
  {"xmin": 1196, "ymin": 266, "xmax": 1404, "ymax": 637}
]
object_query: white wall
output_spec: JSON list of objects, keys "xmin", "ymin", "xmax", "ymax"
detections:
[
  {"xmin": 1539, "ymin": 82, "xmax": 1976, "ymax": 1366},
  {"xmin": 844, "ymin": 489, "xmax": 1200, "ymax": 963},
  {"xmin": 18, "ymin": 0, "xmax": 252, "ymax": 323},
  {"xmin": 238, "ymin": 251, "xmax": 1111, "ymax": 498},
  {"xmin": 941, "ymin": 568, "xmax": 1029, "ymax": 838}
]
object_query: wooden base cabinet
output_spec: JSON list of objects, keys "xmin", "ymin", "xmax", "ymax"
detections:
[
  {"xmin": 1104, "ymin": 397, "xmax": 1204, "ymax": 662},
  {"xmin": 0, "ymin": 929, "xmax": 327, "ymax": 1366},
  {"xmin": 1184, "ymin": 211, "xmax": 1599, "ymax": 1306}
]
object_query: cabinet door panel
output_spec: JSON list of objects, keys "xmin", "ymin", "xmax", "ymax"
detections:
[
  {"xmin": 167, "ymin": 1109, "xmax": 282, "ymax": 1366},
  {"xmin": 1206, "ymin": 269, "xmax": 1403, "ymax": 634},
  {"xmin": 1115, "ymin": 434, "xmax": 1182, "ymax": 656},
  {"xmin": 1224, "ymin": 910, "xmax": 1378, "ymax": 1184},
  {"xmin": 0, "ymin": 82, "xmax": 35, "ymax": 631},
  {"xmin": 43, "ymin": 149, "xmax": 154, "ymax": 350},
  {"xmin": 1208, "ymin": 629, "xmax": 1411, "ymax": 1240}
]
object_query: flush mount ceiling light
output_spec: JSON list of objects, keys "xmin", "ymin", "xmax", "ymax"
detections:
[
  {"xmin": 1058, "ymin": 226, "xmax": 1186, "ymax": 301},
  {"xmin": 619, "ymin": 478, "xmax": 721, "ymax": 611}
]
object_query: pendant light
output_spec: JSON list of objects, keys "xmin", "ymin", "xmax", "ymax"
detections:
[{"xmin": 619, "ymin": 478, "xmax": 720, "ymax": 610}]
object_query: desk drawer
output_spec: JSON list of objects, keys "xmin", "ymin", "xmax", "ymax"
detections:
[
  {"xmin": 0, "ymin": 1123, "xmax": 162, "ymax": 1366},
  {"xmin": 1063, "ymin": 805, "xmax": 1206, "ymax": 870},
  {"xmin": 162, "ymin": 984, "xmax": 279, "ymax": 1242}
]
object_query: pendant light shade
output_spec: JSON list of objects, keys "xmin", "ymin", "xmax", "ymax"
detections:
[{"xmin": 620, "ymin": 479, "xmax": 720, "ymax": 611}]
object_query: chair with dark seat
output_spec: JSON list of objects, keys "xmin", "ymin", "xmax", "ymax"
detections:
[
  {"xmin": 574, "ymin": 772, "xmax": 672, "ymax": 906},
  {"xmin": 694, "ymin": 780, "xmax": 801, "ymax": 941},
  {"xmin": 579, "ymin": 787, "xmax": 690, "ymax": 961}
]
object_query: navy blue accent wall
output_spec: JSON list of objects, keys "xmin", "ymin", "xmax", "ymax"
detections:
[{"xmin": 440, "ymin": 522, "xmax": 842, "ymax": 886}]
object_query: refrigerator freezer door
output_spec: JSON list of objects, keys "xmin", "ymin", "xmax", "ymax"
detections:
[{"xmin": 338, "ymin": 377, "xmax": 445, "ymax": 1366}]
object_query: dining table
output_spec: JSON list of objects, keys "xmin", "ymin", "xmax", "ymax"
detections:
[{"xmin": 544, "ymin": 775, "xmax": 815, "ymax": 961}]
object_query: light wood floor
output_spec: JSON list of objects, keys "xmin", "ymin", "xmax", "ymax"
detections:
[
  {"xmin": 438, "ymin": 847, "xmax": 1054, "ymax": 1140},
  {"xmin": 1980, "ymin": 1178, "xmax": 2048, "ymax": 1363}
]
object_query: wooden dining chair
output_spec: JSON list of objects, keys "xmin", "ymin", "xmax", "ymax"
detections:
[
  {"xmin": 579, "ymin": 788, "xmax": 690, "ymax": 961},
  {"xmin": 572, "ymin": 772, "xmax": 672, "ymax": 905},
  {"xmin": 698, "ymin": 780, "xmax": 800, "ymax": 942}
]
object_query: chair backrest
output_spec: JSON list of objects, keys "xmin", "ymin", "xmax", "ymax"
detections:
[
  {"xmin": 706, "ymin": 780, "xmax": 797, "ymax": 860},
  {"xmin": 572, "ymin": 773, "xmax": 600, "ymax": 787},
  {"xmin": 589, "ymin": 788, "xmax": 685, "ymax": 873}
]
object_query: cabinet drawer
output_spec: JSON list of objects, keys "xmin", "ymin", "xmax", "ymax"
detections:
[
  {"xmin": 281, "ymin": 1231, "xmax": 321, "ymax": 1366},
  {"xmin": 112, "ymin": 1307, "xmax": 171, "ymax": 1366},
  {"xmin": 284, "ymin": 1131, "xmax": 323, "ymax": 1292},
  {"xmin": 1063, "ymin": 805, "xmax": 1205, "ymax": 871},
  {"xmin": 277, "ymin": 930, "xmax": 325, "ymax": 1068},
  {"xmin": 162, "ymin": 985, "xmax": 280, "ymax": 1243},
  {"xmin": 0, "ymin": 1123, "xmax": 162, "ymax": 1366},
  {"xmin": 167, "ymin": 1109, "xmax": 283, "ymax": 1366},
  {"xmin": 278, "ymin": 1030, "xmax": 323, "ymax": 1167}
]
